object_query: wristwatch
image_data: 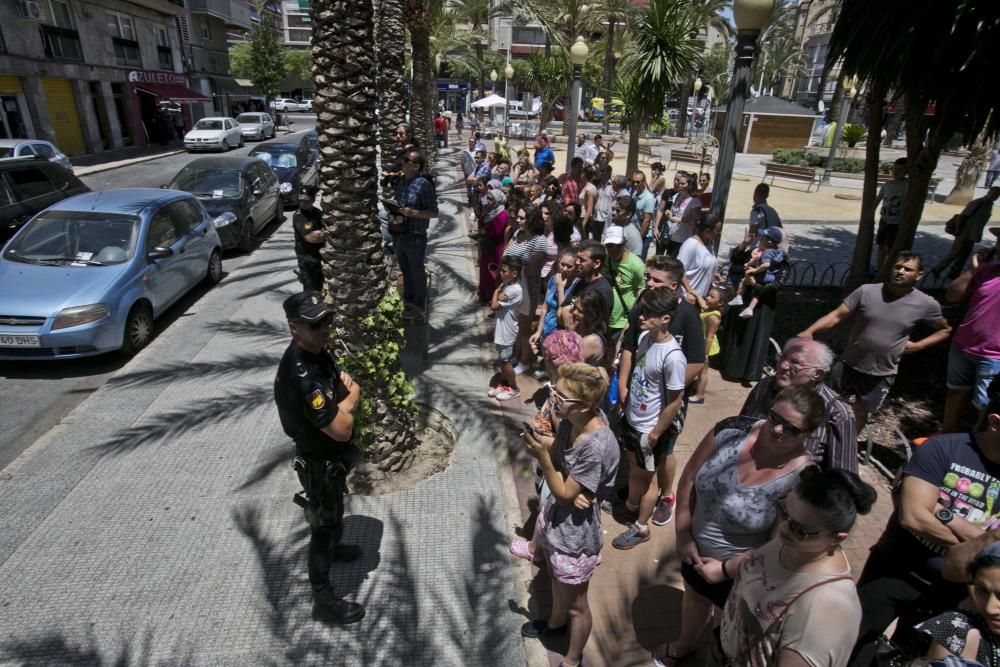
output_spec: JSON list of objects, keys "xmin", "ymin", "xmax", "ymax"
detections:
[{"xmin": 935, "ymin": 507, "xmax": 955, "ymax": 524}]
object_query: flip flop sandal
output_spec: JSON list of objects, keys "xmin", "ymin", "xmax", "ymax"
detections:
[{"xmin": 509, "ymin": 539, "xmax": 535, "ymax": 562}]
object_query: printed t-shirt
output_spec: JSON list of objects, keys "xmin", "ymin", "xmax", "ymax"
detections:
[
  {"xmin": 720, "ymin": 539, "xmax": 860, "ymax": 667},
  {"xmin": 493, "ymin": 282, "xmax": 522, "ymax": 346},
  {"xmin": 874, "ymin": 433, "xmax": 1000, "ymax": 573},
  {"xmin": 623, "ymin": 298, "xmax": 706, "ymax": 367},
  {"xmin": 541, "ymin": 419, "xmax": 620, "ymax": 556},
  {"xmin": 633, "ymin": 189, "xmax": 656, "ymax": 238},
  {"xmin": 841, "ymin": 283, "xmax": 944, "ymax": 376},
  {"xmin": 604, "ymin": 251, "xmax": 645, "ymax": 330},
  {"xmin": 626, "ymin": 332, "xmax": 687, "ymax": 433},
  {"xmin": 878, "ymin": 179, "xmax": 908, "ymax": 226},
  {"xmin": 953, "ymin": 262, "xmax": 1000, "ymax": 359},
  {"xmin": 669, "ymin": 195, "xmax": 699, "ymax": 244}
]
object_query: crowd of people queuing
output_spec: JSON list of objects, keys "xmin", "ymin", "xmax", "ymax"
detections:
[{"xmin": 372, "ymin": 119, "xmax": 1000, "ymax": 666}]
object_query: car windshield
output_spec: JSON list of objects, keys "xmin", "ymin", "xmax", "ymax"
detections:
[
  {"xmin": 195, "ymin": 120, "xmax": 223, "ymax": 131},
  {"xmin": 237, "ymin": 114, "xmax": 260, "ymax": 124},
  {"xmin": 3, "ymin": 212, "xmax": 139, "ymax": 266},
  {"xmin": 169, "ymin": 168, "xmax": 243, "ymax": 198},
  {"xmin": 252, "ymin": 151, "xmax": 297, "ymax": 168},
  {"xmin": 0, "ymin": 147, "xmax": 12, "ymax": 158}
]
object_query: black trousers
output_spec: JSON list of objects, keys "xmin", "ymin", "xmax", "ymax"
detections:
[
  {"xmin": 848, "ymin": 549, "xmax": 966, "ymax": 667},
  {"xmin": 307, "ymin": 500, "xmax": 345, "ymax": 591},
  {"xmin": 297, "ymin": 255, "xmax": 323, "ymax": 292}
]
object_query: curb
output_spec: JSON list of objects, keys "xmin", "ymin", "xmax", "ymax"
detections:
[{"xmin": 73, "ymin": 149, "xmax": 186, "ymax": 177}]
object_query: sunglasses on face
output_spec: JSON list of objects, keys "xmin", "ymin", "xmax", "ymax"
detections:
[
  {"xmin": 631, "ymin": 180, "xmax": 642, "ymax": 185},
  {"xmin": 767, "ymin": 409, "xmax": 805, "ymax": 437},
  {"xmin": 545, "ymin": 382, "xmax": 584, "ymax": 407},
  {"xmin": 776, "ymin": 499, "xmax": 825, "ymax": 540},
  {"xmin": 308, "ymin": 314, "xmax": 334, "ymax": 330}
]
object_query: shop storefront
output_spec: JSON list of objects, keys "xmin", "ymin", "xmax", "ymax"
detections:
[
  {"xmin": 127, "ymin": 70, "xmax": 209, "ymax": 146},
  {"xmin": 437, "ymin": 81, "xmax": 470, "ymax": 114},
  {"xmin": 0, "ymin": 75, "xmax": 33, "ymax": 140}
]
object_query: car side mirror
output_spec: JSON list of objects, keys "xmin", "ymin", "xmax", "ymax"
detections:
[
  {"xmin": 148, "ymin": 247, "xmax": 174, "ymax": 261},
  {"xmin": 252, "ymin": 189, "xmax": 263, "ymax": 197}
]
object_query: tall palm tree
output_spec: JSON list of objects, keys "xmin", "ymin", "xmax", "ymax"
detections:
[
  {"xmin": 405, "ymin": 0, "xmax": 445, "ymax": 166},
  {"xmin": 619, "ymin": 0, "xmax": 701, "ymax": 173},
  {"xmin": 311, "ymin": 0, "xmax": 416, "ymax": 475},
  {"xmin": 674, "ymin": 0, "xmax": 730, "ymax": 139},
  {"xmin": 512, "ymin": 0, "xmax": 602, "ymax": 53},
  {"xmin": 829, "ymin": 0, "xmax": 1000, "ymax": 279},
  {"xmin": 597, "ymin": 0, "xmax": 634, "ymax": 134},
  {"xmin": 376, "ymin": 0, "xmax": 407, "ymax": 175},
  {"xmin": 449, "ymin": 0, "xmax": 508, "ymax": 101},
  {"xmin": 526, "ymin": 52, "xmax": 571, "ymax": 130}
]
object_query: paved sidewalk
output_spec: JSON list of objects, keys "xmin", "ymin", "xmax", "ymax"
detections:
[
  {"xmin": 0, "ymin": 152, "xmax": 526, "ymax": 664},
  {"xmin": 71, "ymin": 144, "xmax": 186, "ymax": 176}
]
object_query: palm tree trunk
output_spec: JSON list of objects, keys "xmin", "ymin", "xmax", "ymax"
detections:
[
  {"xmin": 626, "ymin": 117, "xmax": 640, "ymax": 176},
  {"xmin": 312, "ymin": 0, "xmax": 416, "ymax": 479},
  {"xmin": 409, "ymin": 25, "xmax": 437, "ymax": 166},
  {"xmin": 476, "ymin": 43, "xmax": 485, "ymax": 103},
  {"xmin": 845, "ymin": 82, "xmax": 886, "ymax": 291},
  {"xmin": 376, "ymin": 0, "xmax": 407, "ymax": 176},
  {"xmin": 826, "ymin": 77, "xmax": 845, "ymax": 137},
  {"xmin": 944, "ymin": 116, "xmax": 992, "ymax": 206},
  {"xmin": 602, "ymin": 18, "xmax": 615, "ymax": 135}
]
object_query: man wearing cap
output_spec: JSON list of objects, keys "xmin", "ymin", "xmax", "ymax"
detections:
[
  {"xmin": 603, "ymin": 224, "xmax": 645, "ymax": 348},
  {"xmin": 273, "ymin": 291, "xmax": 365, "ymax": 625},
  {"xmin": 942, "ymin": 226, "xmax": 1000, "ymax": 432},
  {"xmin": 800, "ymin": 251, "xmax": 952, "ymax": 428},
  {"xmin": 933, "ymin": 185, "xmax": 1000, "ymax": 280},
  {"xmin": 848, "ymin": 380, "xmax": 1000, "ymax": 666},
  {"xmin": 292, "ymin": 186, "xmax": 324, "ymax": 291}
]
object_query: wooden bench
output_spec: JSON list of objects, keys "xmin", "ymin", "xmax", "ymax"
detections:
[
  {"xmin": 876, "ymin": 173, "xmax": 942, "ymax": 203},
  {"xmin": 763, "ymin": 162, "xmax": 821, "ymax": 192},
  {"xmin": 637, "ymin": 143, "xmax": 659, "ymax": 165},
  {"xmin": 668, "ymin": 149, "xmax": 713, "ymax": 170}
]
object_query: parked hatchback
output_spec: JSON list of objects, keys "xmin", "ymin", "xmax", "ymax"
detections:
[
  {"xmin": 184, "ymin": 117, "xmax": 244, "ymax": 152},
  {"xmin": 249, "ymin": 138, "xmax": 318, "ymax": 206},
  {"xmin": 166, "ymin": 156, "xmax": 282, "ymax": 252},
  {"xmin": 236, "ymin": 113, "xmax": 276, "ymax": 141},
  {"xmin": 0, "ymin": 158, "xmax": 90, "ymax": 245},
  {"xmin": 0, "ymin": 139, "xmax": 73, "ymax": 170},
  {"xmin": 0, "ymin": 189, "xmax": 223, "ymax": 360}
]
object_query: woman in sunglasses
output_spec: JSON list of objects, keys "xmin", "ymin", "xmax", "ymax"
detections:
[
  {"xmin": 713, "ymin": 467, "xmax": 875, "ymax": 667},
  {"xmin": 517, "ymin": 363, "xmax": 621, "ymax": 667},
  {"xmin": 652, "ymin": 385, "xmax": 824, "ymax": 667}
]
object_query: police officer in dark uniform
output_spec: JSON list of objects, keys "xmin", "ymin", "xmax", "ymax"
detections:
[
  {"xmin": 273, "ymin": 291, "xmax": 365, "ymax": 624},
  {"xmin": 292, "ymin": 186, "xmax": 324, "ymax": 291}
]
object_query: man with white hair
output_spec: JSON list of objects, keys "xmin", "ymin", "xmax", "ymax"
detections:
[{"xmin": 740, "ymin": 337, "xmax": 858, "ymax": 471}]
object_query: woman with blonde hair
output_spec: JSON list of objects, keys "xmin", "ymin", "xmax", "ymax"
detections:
[{"xmin": 518, "ymin": 363, "xmax": 621, "ymax": 667}]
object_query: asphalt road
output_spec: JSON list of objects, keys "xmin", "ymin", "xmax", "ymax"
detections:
[{"xmin": 0, "ymin": 117, "xmax": 316, "ymax": 472}]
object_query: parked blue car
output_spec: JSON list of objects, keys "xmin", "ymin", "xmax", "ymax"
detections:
[{"xmin": 0, "ymin": 189, "xmax": 223, "ymax": 360}]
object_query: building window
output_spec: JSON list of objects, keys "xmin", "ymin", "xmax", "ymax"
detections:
[
  {"xmin": 106, "ymin": 12, "xmax": 136, "ymax": 40},
  {"xmin": 0, "ymin": 27, "xmax": 6, "ymax": 53},
  {"xmin": 288, "ymin": 14, "xmax": 310, "ymax": 27},
  {"xmin": 48, "ymin": 0, "xmax": 74, "ymax": 28},
  {"xmin": 200, "ymin": 18, "xmax": 211, "ymax": 39},
  {"xmin": 512, "ymin": 27, "xmax": 545, "ymax": 45},
  {"xmin": 113, "ymin": 38, "xmax": 141, "ymax": 67},
  {"xmin": 157, "ymin": 46, "xmax": 173, "ymax": 70},
  {"xmin": 41, "ymin": 25, "xmax": 82, "ymax": 61},
  {"xmin": 288, "ymin": 29, "xmax": 310, "ymax": 42}
]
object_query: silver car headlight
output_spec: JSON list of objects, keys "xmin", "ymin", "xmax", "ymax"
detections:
[
  {"xmin": 52, "ymin": 304, "xmax": 109, "ymax": 330},
  {"xmin": 279, "ymin": 182, "xmax": 293, "ymax": 194},
  {"xmin": 213, "ymin": 212, "xmax": 238, "ymax": 228}
]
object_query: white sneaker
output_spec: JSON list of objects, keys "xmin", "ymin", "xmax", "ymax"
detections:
[
  {"xmin": 495, "ymin": 386, "xmax": 521, "ymax": 401},
  {"xmin": 532, "ymin": 368, "xmax": 548, "ymax": 380},
  {"xmin": 487, "ymin": 385, "xmax": 502, "ymax": 397},
  {"xmin": 728, "ymin": 294, "xmax": 744, "ymax": 306},
  {"xmin": 512, "ymin": 362, "xmax": 529, "ymax": 375},
  {"xmin": 739, "ymin": 306, "xmax": 755, "ymax": 319}
]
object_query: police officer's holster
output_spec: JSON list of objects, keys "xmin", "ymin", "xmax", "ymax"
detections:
[{"xmin": 292, "ymin": 455, "xmax": 347, "ymax": 530}]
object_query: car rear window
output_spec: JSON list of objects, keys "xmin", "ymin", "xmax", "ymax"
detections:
[
  {"xmin": 237, "ymin": 114, "xmax": 260, "ymax": 123},
  {"xmin": 5, "ymin": 167, "xmax": 53, "ymax": 200},
  {"xmin": 195, "ymin": 120, "xmax": 223, "ymax": 130}
]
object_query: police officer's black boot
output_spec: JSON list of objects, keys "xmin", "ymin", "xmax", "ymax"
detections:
[{"xmin": 312, "ymin": 586, "xmax": 365, "ymax": 625}]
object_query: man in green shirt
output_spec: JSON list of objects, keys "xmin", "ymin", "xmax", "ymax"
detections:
[{"xmin": 603, "ymin": 224, "xmax": 646, "ymax": 350}]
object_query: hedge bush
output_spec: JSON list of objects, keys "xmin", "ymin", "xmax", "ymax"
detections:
[{"xmin": 770, "ymin": 148, "xmax": 897, "ymax": 175}]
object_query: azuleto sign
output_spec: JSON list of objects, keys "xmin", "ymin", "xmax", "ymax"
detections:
[{"xmin": 127, "ymin": 70, "xmax": 186, "ymax": 86}]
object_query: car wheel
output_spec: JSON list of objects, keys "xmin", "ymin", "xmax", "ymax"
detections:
[
  {"xmin": 121, "ymin": 302, "xmax": 154, "ymax": 357},
  {"xmin": 239, "ymin": 219, "xmax": 254, "ymax": 253},
  {"xmin": 205, "ymin": 249, "xmax": 224, "ymax": 285},
  {"xmin": 238, "ymin": 135, "xmax": 244, "ymax": 148},
  {"xmin": 222, "ymin": 138, "xmax": 230, "ymax": 152},
  {"xmin": 272, "ymin": 197, "xmax": 284, "ymax": 225}
]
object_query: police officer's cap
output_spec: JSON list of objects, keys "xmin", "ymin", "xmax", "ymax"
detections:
[
  {"xmin": 283, "ymin": 291, "xmax": 332, "ymax": 322},
  {"xmin": 298, "ymin": 185, "xmax": 318, "ymax": 201}
]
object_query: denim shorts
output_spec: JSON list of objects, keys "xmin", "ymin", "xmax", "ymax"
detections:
[
  {"xmin": 947, "ymin": 344, "xmax": 1000, "ymax": 409},
  {"xmin": 495, "ymin": 344, "xmax": 515, "ymax": 363}
]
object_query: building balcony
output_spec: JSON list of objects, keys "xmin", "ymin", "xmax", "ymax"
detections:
[
  {"xmin": 807, "ymin": 21, "xmax": 834, "ymax": 37},
  {"xmin": 187, "ymin": 0, "xmax": 253, "ymax": 30},
  {"xmin": 121, "ymin": 0, "xmax": 186, "ymax": 16}
]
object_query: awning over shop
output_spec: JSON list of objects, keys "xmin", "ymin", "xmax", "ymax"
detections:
[
  {"xmin": 134, "ymin": 82, "xmax": 209, "ymax": 103},
  {"xmin": 209, "ymin": 76, "xmax": 252, "ymax": 99}
]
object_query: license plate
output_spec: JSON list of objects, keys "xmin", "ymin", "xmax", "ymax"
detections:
[{"xmin": 0, "ymin": 334, "xmax": 41, "ymax": 347}]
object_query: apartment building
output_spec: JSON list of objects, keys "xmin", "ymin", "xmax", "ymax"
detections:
[{"xmin": 788, "ymin": 0, "xmax": 841, "ymax": 106}]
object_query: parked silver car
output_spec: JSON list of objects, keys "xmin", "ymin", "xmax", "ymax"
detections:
[
  {"xmin": 0, "ymin": 139, "xmax": 73, "ymax": 170},
  {"xmin": 184, "ymin": 117, "xmax": 244, "ymax": 152},
  {"xmin": 236, "ymin": 113, "xmax": 276, "ymax": 141}
]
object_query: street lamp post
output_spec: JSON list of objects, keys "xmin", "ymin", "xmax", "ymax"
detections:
[
  {"xmin": 689, "ymin": 76, "xmax": 703, "ymax": 139},
  {"xmin": 490, "ymin": 69, "xmax": 498, "ymax": 128},
  {"xmin": 503, "ymin": 61, "xmax": 514, "ymax": 139},
  {"xmin": 565, "ymin": 36, "xmax": 589, "ymax": 173},
  {"xmin": 821, "ymin": 76, "xmax": 857, "ymax": 185},
  {"xmin": 709, "ymin": 0, "xmax": 774, "ymax": 237}
]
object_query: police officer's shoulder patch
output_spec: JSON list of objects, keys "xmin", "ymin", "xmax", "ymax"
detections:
[{"xmin": 307, "ymin": 388, "xmax": 325, "ymax": 410}]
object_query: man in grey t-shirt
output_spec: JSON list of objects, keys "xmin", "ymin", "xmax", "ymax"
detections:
[{"xmin": 799, "ymin": 252, "xmax": 952, "ymax": 425}]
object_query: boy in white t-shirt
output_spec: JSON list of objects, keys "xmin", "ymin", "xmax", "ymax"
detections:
[
  {"xmin": 612, "ymin": 287, "xmax": 688, "ymax": 550},
  {"xmin": 874, "ymin": 157, "xmax": 908, "ymax": 271},
  {"xmin": 489, "ymin": 257, "xmax": 523, "ymax": 401}
]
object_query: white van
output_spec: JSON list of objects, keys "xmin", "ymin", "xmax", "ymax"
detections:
[{"xmin": 508, "ymin": 100, "xmax": 539, "ymax": 119}]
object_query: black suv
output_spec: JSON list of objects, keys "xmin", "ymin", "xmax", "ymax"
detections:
[{"xmin": 0, "ymin": 157, "xmax": 90, "ymax": 245}]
